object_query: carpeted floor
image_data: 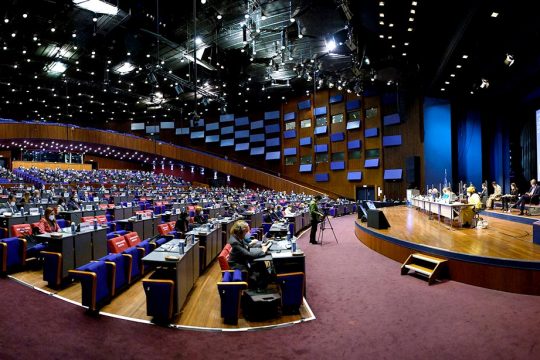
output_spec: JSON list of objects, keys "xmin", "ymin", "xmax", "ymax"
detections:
[{"xmin": 2, "ymin": 214, "xmax": 540, "ymax": 359}]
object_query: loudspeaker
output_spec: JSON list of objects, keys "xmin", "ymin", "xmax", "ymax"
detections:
[
  {"xmin": 367, "ymin": 209, "xmax": 390, "ymax": 229},
  {"xmin": 405, "ymin": 156, "xmax": 420, "ymax": 185}
]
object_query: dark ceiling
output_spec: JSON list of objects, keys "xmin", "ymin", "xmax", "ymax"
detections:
[{"xmin": 0, "ymin": 0, "xmax": 539, "ymax": 130}]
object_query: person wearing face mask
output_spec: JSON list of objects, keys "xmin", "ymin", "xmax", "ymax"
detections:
[
  {"xmin": 56, "ymin": 198, "xmax": 67, "ymax": 212},
  {"xmin": 36, "ymin": 207, "xmax": 61, "ymax": 234},
  {"xmin": 2, "ymin": 194, "xmax": 19, "ymax": 213},
  {"xmin": 67, "ymin": 193, "xmax": 81, "ymax": 211},
  {"xmin": 193, "ymin": 206, "xmax": 207, "ymax": 225}
]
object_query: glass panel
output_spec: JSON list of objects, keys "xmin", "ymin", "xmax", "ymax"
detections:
[
  {"xmin": 331, "ymin": 152, "xmax": 345, "ymax": 161},
  {"xmin": 300, "ymin": 155, "xmax": 312, "ymax": 165},
  {"xmin": 348, "ymin": 111, "xmax": 361, "ymax": 121},
  {"xmin": 285, "ymin": 156, "xmax": 297, "ymax": 165},
  {"xmin": 366, "ymin": 107, "xmax": 378, "ymax": 119},
  {"xmin": 315, "ymin": 116, "xmax": 327, "ymax": 127},
  {"xmin": 365, "ymin": 148, "xmax": 380, "ymax": 158},
  {"xmin": 300, "ymin": 119, "xmax": 312, "ymax": 128},
  {"xmin": 331, "ymin": 114, "xmax": 343, "ymax": 124},
  {"xmin": 316, "ymin": 153, "xmax": 329, "ymax": 163},
  {"xmin": 348, "ymin": 150, "xmax": 362, "ymax": 160},
  {"xmin": 285, "ymin": 122, "xmax": 296, "ymax": 130}
]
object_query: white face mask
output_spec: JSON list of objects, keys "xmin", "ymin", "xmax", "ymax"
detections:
[
  {"xmin": 10, "ymin": 202, "xmax": 15, "ymax": 207},
  {"xmin": 49, "ymin": 215, "xmax": 55, "ymax": 221}
]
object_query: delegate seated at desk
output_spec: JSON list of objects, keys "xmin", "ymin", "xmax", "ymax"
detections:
[
  {"xmin": 193, "ymin": 206, "xmax": 207, "ymax": 225},
  {"xmin": 227, "ymin": 220, "xmax": 270, "ymax": 273},
  {"xmin": 1, "ymin": 194, "xmax": 19, "ymax": 213},
  {"xmin": 461, "ymin": 186, "xmax": 482, "ymax": 227},
  {"xmin": 36, "ymin": 207, "xmax": 60, "ymax": 234}
]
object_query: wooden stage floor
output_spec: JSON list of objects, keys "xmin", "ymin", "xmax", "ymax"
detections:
[
  {"xmin": 362, "ymin": 205, "xmax": 539, "ymax": 261},
  {"xmin": 355, "ymin": 206, "xmax": 540, "ymax": 294},
  {"xmin": 10, "ymin": 260, "xmax": 314, "ymax": 330}
]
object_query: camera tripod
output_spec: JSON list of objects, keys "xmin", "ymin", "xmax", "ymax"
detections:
[{"xmin": 317, "ymin": 214, "xmax": 338, "ymax": 245}]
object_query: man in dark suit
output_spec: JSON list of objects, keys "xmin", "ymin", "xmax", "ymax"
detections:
[{"xmin": 513, "ymin": 179, "xmax": 540, "ymax": 215}]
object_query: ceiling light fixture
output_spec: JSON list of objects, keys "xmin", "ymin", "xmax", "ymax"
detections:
[
  {"xmin": 491, "ymin": 12, "xmax": 499, "ymax": 18},
  {"xmin": 480, "ymin": 79, "xmax": 489, "ymax": 89},
  {"xmin": 504, "ymin": 54, "xmax": 514, "ymax": 66},
  {"xmin": 45, "ymin": 61, "xmax": 67, "ymax": 74},
  {"xmin": 73, "ymin": 0, "xmax": 119, "ymax": 16},
  {"xmin": 325, "ymin": 37, "xmax": 337, "ymax": 52}
]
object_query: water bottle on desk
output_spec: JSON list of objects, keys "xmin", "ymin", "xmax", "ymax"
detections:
[
  {"xmin": 179, "ymin": 240, "xmax": 185, "ymax": 254},
  {"xmin": 291, "ymin": 238, "xmax": 297, "ymax": 252},
  {"xmin": 287, "ymin": 227, "xmax": 292, "ymax": 242},
  {"xmin": 71, "ymin": 222, "xmax": 76, "ymax": 234},
  {"xmin": 93, "ymin": 219, "xmax": 98, "ymax": 230},
  {"xmin": 20, "ymin": 208, "xmax": 24, "ymax": 217}
]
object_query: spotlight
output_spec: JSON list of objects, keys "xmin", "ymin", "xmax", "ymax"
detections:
[
  {"xmin": 480, "ymin": 78, "xmax": 490, "ymax": 89},
  {"xmin": 504, "ymin": 54, "xmax": 514, "ymax": 66},
  {"xmin": 325, "ymin": 38, "xmax": 337, "ymax": 52}
]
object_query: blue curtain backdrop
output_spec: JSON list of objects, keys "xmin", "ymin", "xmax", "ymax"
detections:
[
  {"xmin": 423, "ymin": 98, "xmax": 452, "ymax": 190},
  {"xmin": 456, "ymin": 110, "xmax": 483, "ymax": 189}
]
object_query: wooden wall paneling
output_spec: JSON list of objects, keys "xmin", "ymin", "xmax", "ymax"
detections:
[
  {"xmin": 381, "ymin": 96, "xmax": 424, "ymax": 199},
  {"xmin": 362, "ymin": 97, "xmax": 383, "ymax": 198},
  {"xmin": 12, "ymin": 160, "xmax": 92, "ymax": 171}
]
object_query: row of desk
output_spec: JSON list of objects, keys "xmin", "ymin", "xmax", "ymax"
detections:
[{"xmin": 411, "ymin": 197, "xmax": 474, "ymax": 227}]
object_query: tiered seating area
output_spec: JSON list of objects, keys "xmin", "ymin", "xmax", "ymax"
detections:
[{"xmin": 0, "ymin": 168, "xmax": 353, "ymax": 328}]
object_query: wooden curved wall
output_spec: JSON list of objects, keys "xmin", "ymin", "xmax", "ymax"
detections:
[{"xmin": 0, "ymin": 123, "xmax": 324, "ymax": 195}]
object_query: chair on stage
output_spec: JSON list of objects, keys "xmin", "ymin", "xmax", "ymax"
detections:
[
  {"xmin": 276, "ymin": 272, "xmax": 305, "ymax": 314},
  {"xmin": 69, "ymin": 260, "xmax": 115, "ymax": 312}
]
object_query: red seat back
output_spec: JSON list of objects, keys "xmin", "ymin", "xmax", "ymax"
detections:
[
  {"xmin": 124, "ymin": 231, "xmax": 141, "ymax": 247},
  {"xmin": 81, "ymin": 216, "xmax": 95, "ymax": 224},
  {"xmin": 157, "ymin": 223, "xmax": 170, "ymax": 236},
  {"xmin": 11, "ymin": 224, "xmax": 33, "ymax": 237},
  {"xmin": 217, "ymin": 244, "xmax": 232, "ymax": 270},
  {"xmin": 99, "ymin": 204, "xmax": 108, "ymax": 210},
  {"xmin": 95, "ymin": 215, "xmax": 107, "ymax": 224},
  {"xmin": 108, "ymin": 236, "xmax": 129, "ymax": 253},
  {"xmin": 167, "ymin": 222, "xmax": 175, "ymax": 232}
]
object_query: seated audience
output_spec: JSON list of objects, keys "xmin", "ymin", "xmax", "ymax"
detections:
[
  {"xmin": 174, "ymin": 211, "xmax": 189, "ymax": 234},
  {"xmin": 67, "ymin": 194, "xmax": 81, "ymax": 211},
  {"xmin": 36, "ymin": 207, "xmax": 61, "ymax": 234},
  {"xmin": 501, "ymin": 183, "xmax": 519, "ymax": 212},
  {"xmin": 1, "ymin": 194, "xmax": 19, "ymax": 213},
  {"xmin": 227, "ymin": 220, "xmax": 270, "ymax": 288},
  {"xmin": 441, "ymin": 187, "xmax": 457, "ymax": 202},
  {"xmin": 193, "ymin": 206, "xmax": 207, "ymax": 225},
  {"xmin": 56, "ymin": 198, "xmax": 67, "ymax": 212}
]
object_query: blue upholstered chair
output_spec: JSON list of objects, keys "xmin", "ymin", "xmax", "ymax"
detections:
[
  {"xmin": 56, "ymin": 219, "xmax": 69, "ymax": 229},
  {"xmin": 0, "ymin": 237, "xmax": 26, "ymax": 273},
  {"xmin": 99, "ymin": 253, "xmax": 132, "ymax": 295},
  {"xmin": 69, "ymin": 260, "xmax": 115, "ymax": 312},
  {"xmin": 143, "ymin": 279, "xmax": 175, "ymax": 323},
  {"xmin": 123, "ymin": 246, "xmax": 144, "ymax": 281},
  {"xmin": 276, "ymin": 272, "xmax": 305, "ymax": 314},
  {"xmin": 262, "ymin": 223, "xmax": 272, "ymax": 237},
  {"xmin": 217, "ymin": 269, "xmax": 248, "ymax": 325}
]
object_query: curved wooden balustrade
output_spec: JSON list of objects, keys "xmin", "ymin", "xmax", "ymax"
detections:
[{"xmin": 0, "ymin": 123, "xmax": 324, "ymax": 196}]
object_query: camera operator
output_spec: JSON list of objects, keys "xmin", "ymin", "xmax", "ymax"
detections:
[{"xmin": 309, "ymin": 195, "xmax": 324, "ymax": 244}]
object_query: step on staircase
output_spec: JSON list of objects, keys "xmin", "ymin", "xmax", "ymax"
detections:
[{"xmin": 401, "ymin": 253, "xmax": 447, "ymax": 285}]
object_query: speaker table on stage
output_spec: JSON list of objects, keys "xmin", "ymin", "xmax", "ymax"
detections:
[{"xmin": 367, "ymin": 209, "xmax": 390, "ymax": 229}]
